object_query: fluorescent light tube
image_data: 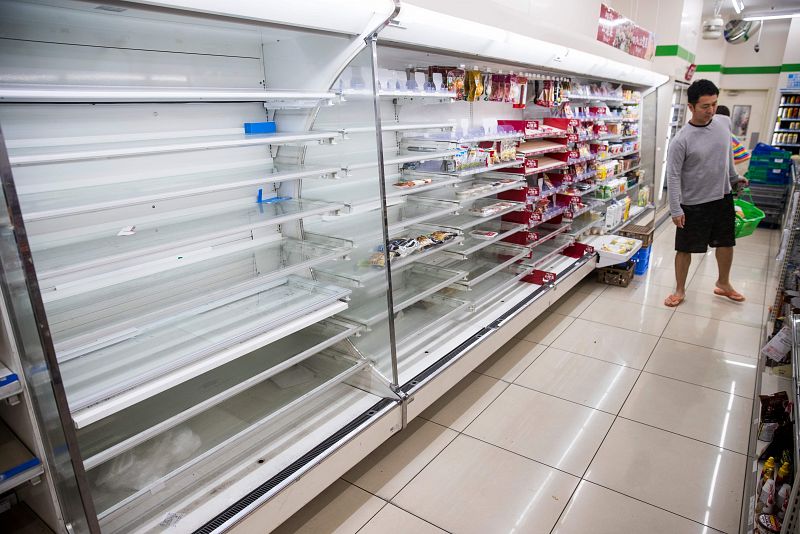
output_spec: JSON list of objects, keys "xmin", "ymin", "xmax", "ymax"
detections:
[{"xmin": 743, "ymin": 13, "xmax": 800, "ymax": 21}]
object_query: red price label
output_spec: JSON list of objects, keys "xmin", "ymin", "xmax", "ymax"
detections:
[
  {"xmin": 585, "ymin": 245, "xmax": 594, "ymax": 254},
  {"xmin": 525, "ymin": 159, "xmax": 539, "ymax": 169},
  {"xmin": 543, "ymin": 272, "xmax": 556, "ymax": 282},
  {"xmin": 568, "ymin": 119, "xmax": 579, "ymax": 126},
  {"xmin": 567, "ymin": 133, "xmax": 578, "ymax": 142}
]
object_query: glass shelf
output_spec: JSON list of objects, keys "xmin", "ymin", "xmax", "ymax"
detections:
[
  {"xmin": 441, "ymin": 159, "xmax": 524, "ymax": 178},
  {"xmin": 312, "ymin": 226, "xmax": 463, "ymax": 286},
  {"xmin": 517, "ymin": 140, "xmax": 567, "ymax": 157},
  {"xmin": 531, "ymin": 223, "xmax": 571, "ymax": 249},
  {"xmin": 9, "ymin": 131, "xmax": 341, "ymax": 167},
  {"xmin": 337, "ymin": 122, "xmax": 455, "ymax": 135},
  {"xmin": 402, "ymin": 131, "xmax": 523, "ymax": 144},
  {"xmin": 530, "ymin": 206, "xmax": 567, "ymax": 228},
  {"xmin": 77, "ymin": 319, "xmax": 360, "ymax": 469},
  {"xmin": 525, "ymin": 157, "xmax": 569, "ymax": 175},
  {"xmin": 524, "ymin": 235, "xmax": 574, "ymax": 267},
  {"xmin": 343, "ymin": 149, "xmax": 457, "ymax": 172},
  {"xmin": 449, "ymin": 243, "xmax": 530, "ymax": 288},
  {"xmin": 562, "ymin": 201, "xmax": 599, "ymax": 221},
  {"xmin": 304, "ymin": 199, "xmax": 460, "ymax": 244},
  {"xmin": 413, "ymin": 176, "xmax": 524, "ymax": 204},
  {"xmin": 336, "ymin": 265, "xmax": 467, "ymax": 326},
  {"xmin": 350, "ymin": 295, "xmax": 469, "ymax": 369},
  {"xmin": 303, "ymin": 174, "xmax": 459, "ymax": 214},
  {"xmin": 38, "ymin": 236, "xmax": 350, "ymax": 306},
  {"xmin": 0, "ymin": 85, "xmax": 337, "ymax": 104},
  {"xmin": 564, "ymin": 93, "xmax": 624, "ymax": 103},
  {"xmin": 426, "ymin": 198, "xmax": 526, "ymax": 232},
  {"xmin": 457, "ymin": 264, "xmax": 535, "ymax": 312},
  {"xmin": 60, "ymin": 276, "xmax": 351, "ymax": 425},
  {"xmin": 19, "ymin": 163, "xmax": 340, "ymax": 222},
  {"xmin": 441, "ymin": 220, "xmax": 526, "ymax": 258},
  {"xmin": 32, "ymin": 199, "xmax": 343, "ymax": 285},
  {"xmin": 568, "ymin": 212, "xmax": 604, "ymax": 236},
  {"xmin": 87, "ymin": 350, "xmax": 367, "ymax": 518}
]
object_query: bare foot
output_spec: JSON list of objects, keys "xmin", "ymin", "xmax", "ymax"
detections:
[
  {"xmin": 714, "ymin": 282, "xmax": 745, "ymax": 302},
  {"xmin": 664, "ymin": 292, "xmax": 685, "ymax": 307}
]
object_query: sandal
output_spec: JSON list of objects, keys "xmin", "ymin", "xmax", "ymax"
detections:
[
  {"xmin": 714, "ymin": 287, "xmax": 745, "ymax": 302},
  {"xmin": 664, "ymin": 294, "xmax": 685, "ymax": 307}
]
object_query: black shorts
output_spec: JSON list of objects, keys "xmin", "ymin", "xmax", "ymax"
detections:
[{"xmin": 675, "ymin": 194, "xmax": 736, "ymax": 253}]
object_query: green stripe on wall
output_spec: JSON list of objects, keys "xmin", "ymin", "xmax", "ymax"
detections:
[
  {"xmin": 655, "ymin": 44, "xmax": 696, "ymax": 64},
  {"xmin": 695, "ymin": 64, "xmax": 794, "ymax": 74}
]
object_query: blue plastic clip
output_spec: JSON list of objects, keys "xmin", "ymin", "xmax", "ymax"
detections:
[{"xmin": 257, "ymin": 189, "xmax": 291, "ymax": 204}]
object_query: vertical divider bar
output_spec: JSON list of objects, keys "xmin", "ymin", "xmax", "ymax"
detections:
[
  {"xmin": 0, "ymin": 125, "xmax": 101, "ymax": 533},
  {"xmin": 366, "ymin": 34, "xmax": 401, "ymax": 395}
]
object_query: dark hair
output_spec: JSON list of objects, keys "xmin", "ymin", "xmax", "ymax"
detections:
[
  {"xmin": 716, "ymin": 105, "xmax": 731, "ymax": 116},
  {"xmin": 688, "ymin": 79, "xmax": 719, "ymax": 105}
]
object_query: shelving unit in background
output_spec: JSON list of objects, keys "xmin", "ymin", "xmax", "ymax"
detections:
[{"xmin": 772, "ymin": 91, "xmax": 800, "ymax": 155}]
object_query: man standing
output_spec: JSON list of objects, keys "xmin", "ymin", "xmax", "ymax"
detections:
[{"xmin": 664, "ymin": 79, "xmax": 746, "ymax": 307}]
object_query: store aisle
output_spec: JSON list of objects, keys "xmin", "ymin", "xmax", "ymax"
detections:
[{"xmin": 273, "ymin": 223, "xmax": 780, "ymax": 534}]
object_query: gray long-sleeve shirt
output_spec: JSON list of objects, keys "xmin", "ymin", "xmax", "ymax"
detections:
[{"xmin": 667, "ymin": 116, "xmax": 738, "ymax": 217}]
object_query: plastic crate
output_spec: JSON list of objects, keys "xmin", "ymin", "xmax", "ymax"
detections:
[
  {"xmin": 750, "ymin": 154, "xmax": 793, "ymax": 168},
  {"xmin": 619, "ymin": 224, "xmax": 654, "ymax": 247},
  {"xmin": 632, "ymin": 245, "xmax": 652, "ymax": 275},
  {"xmin": 596, "ymin": 261, "xmax": 635, "ymax": 287},
  {"xmin": 746, "ymin": 167, "xmax": 791, "ymax": 185}
]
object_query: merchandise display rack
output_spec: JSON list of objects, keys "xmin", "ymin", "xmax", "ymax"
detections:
[
  {"xmin": 772, "ymin": 90, "xmax": 800, "ymax": 154},
  {"xmin": 0, "ymin": 1, "xmax": 663, "ymax": 532}
]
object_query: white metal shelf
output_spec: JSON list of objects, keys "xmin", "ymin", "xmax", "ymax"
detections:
[
  {"xmin": 0, "ymin": 363, "xmax": 22, "ymax": 402},
  {"xmin": 338, "ymin": 122, "xmax": 455, "ymax": 135},
  {"xmin": 9, "ymin": 131, "xmax": 341, "ymax": 167},
  {"xmin": 427, "ymin": 199, "xmax": 526, "ymax": 232},
  {"xmin": 457, "ymin": 264, "xmax": 535, "ymax": 312},
  {"xmin": 403, "ymin": 132, "xmax": 524, "ymax": 144},
  {"xmin": 0, "ymin": 84, "xmax": 337, "ymax": 103},
  {"xmin": 413, "ymin": 176, "xmax": 524, "ymax": 204},
  {"xmin": 563, "ymin": 93, "xmax": 624, "ymax": 102},
  {"xmin": 449, "ymin": 243, "xmax": 531, "ymax": 288},
  {"xmin": 441, "ymin": 220, "xmax": 526, "ymax": 258},
  {"xmin": 61, "ymin": 277, "xmax": 352, "ymax": 427},
  {"xmin": 33, "ymin": 200, "xmax": 344, "ymax": 291},
  {"xmin": 20, "ymin": 164, "xmax": 341, "ymax": 222},
  {"xmin": 441, "ymin": 159, "xmax": 524, "ymax": 178},
  {"xmin": 90, "ymin": 352, "xmax": 369, "ymax": 519},
  {"xmin": 0, "ymin": 421, "xmax": 43, "ymax": 494}
]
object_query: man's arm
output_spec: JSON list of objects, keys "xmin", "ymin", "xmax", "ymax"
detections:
[
  {"xmin": 666, "ymin": 136, "xmax": 685, "ymax": 220},
  {"xmin": 729, "ymin": 136, "xmax": 747, "ymax": 188}
]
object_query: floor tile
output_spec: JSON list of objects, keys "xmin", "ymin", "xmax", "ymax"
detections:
[
  {"xmin": 600, "ymin": 280, "xmax": 675, "ymax": 308},
  {"xmin": 552, "ymin": 480, "xmax": 722, "ymax": 534},
  {"xmin": 515, "ymin": 312, "xmax": 575, "ymax": 345},
  {"xmin": 357, "ymin": 504, "xmax": 446, "ymax": 534},
  {"xmin": 272, "ymin": 479, "xmax": 386, "ymax": 534},
  {"xmin": 675, "ymin": 289, "xmax": 767, "ymax": 327},
  {"xmin": 706, "ymin": 249, "xmax": 770, "ymax": 269},
  {"xmin": 688, "ymin": 274, "xmax": 767, "ymax": 304},
  {"xmin": 551, "ymin": 288, "xmax": 600, "ymax": 317},
  {"xmin": 644, "ymin": 338, "xmax": 757, "ymax": 397},
  {"xmin": 392, "ymin": 435, "xmax": 579, "ymax": 534},
  {"xmin": 420, "ymin": 372, "xmax": 508, "ymax": 432},
  {"xmin": 630, "ymin": 266, "xmax": 682, "ymax": 289},
  {"xmin": 343, "ymin": 418, "xmax": 457, "ymax": 500},
  {"xmin": 464, "ymin": 384, "xmax": 614, "ymax": 476},
  {"xmin": 579, "ymin": 296, "xmax": 673, "ymax": 336},
  {"xmin": 695, "ymin": 260, "xmax": 768, "ymax": 283},
  {"xmin": 551, "ymin": 318, "xmax": 659, "ymax": 369},
  {"xmin": 475, "ymin": 337, "xmax": 546, "ymax": 383},
  {"xmin": 574, "ymin": 278, "xmax": 608, "ymax": 296},
  {"xmin": 585, "ymin": 418, "xmax": 746, "ymax": 534},
  {"xmin": 662, "ymin": 313, "xmax": 761, "ymax": 358},
  {"xmin": 515, "ymin": 347, "xmax": 639, "ymax": 413},
  {"xmin": 620, "ymin": 373, "xmax": 752, "ymax": 454}
]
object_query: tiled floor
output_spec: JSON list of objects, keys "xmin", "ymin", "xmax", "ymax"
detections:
[{"xmin": 273, "ymin": 222, "xmax": 779, "ymax": 534}]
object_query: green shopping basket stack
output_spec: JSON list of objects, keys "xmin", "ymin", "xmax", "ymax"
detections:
[{"xmin": 734, "ymin": 187, "xmax": 765, "ymax": 238}]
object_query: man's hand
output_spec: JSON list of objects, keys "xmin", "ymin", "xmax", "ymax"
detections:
[
  {"xmin": 672, "ymin": 214, "xmax": 685, "ymax": 228},
  {"xmin": 738, "ymin": 176, "xmax": 749, "ymax": 188}
]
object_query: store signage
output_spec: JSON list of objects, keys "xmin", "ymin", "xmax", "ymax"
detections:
[{"xmin": 596, "ymin": 4, "xmax": 655, "ymax": 60}]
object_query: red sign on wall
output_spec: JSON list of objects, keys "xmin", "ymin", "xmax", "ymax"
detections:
[{"xmin": 597, "ymin": 4, "xmax": 655, "ymax": 60}]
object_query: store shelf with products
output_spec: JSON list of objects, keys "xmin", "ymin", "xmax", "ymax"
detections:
[
  {"xmin": 426, "ymin": 198, "xmax": 526, "ymax": 231},
  {"xmin": 441, "ymin": 220, "xmax": 526, "ymax": 258},
  {"xmin": 436, "ymin": 159, "xmax": 525, "ymax": 178},
  {"xmin": 413, "ymin": 175, "xmax": 524, "ymax": 204}
]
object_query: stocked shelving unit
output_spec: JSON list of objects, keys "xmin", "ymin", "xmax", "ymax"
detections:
[
  {"xmin": 0, "ymin": 1, "xmax": 667, "ymax": 533},
  {"xmin": 772, "ymin": 91, "xmax": 800, "ymax": 155},
  {"xmin": 741, "ymin": 162, "xmax": 800, "ymax": 534}
]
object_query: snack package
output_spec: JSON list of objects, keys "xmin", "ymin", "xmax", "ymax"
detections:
[{"xmin": 446, "ymin": 66, "xmax": 466, "ymax": 99}]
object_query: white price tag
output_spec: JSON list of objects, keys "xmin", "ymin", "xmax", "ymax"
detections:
[{"xmin": 761, "ymin": 325, "xmax": 792, "ymax": 362}]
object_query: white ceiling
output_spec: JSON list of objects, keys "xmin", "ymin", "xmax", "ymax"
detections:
[{"xmin": 703, "ymin": 0, "xmax": 800, "ymax": 17}]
